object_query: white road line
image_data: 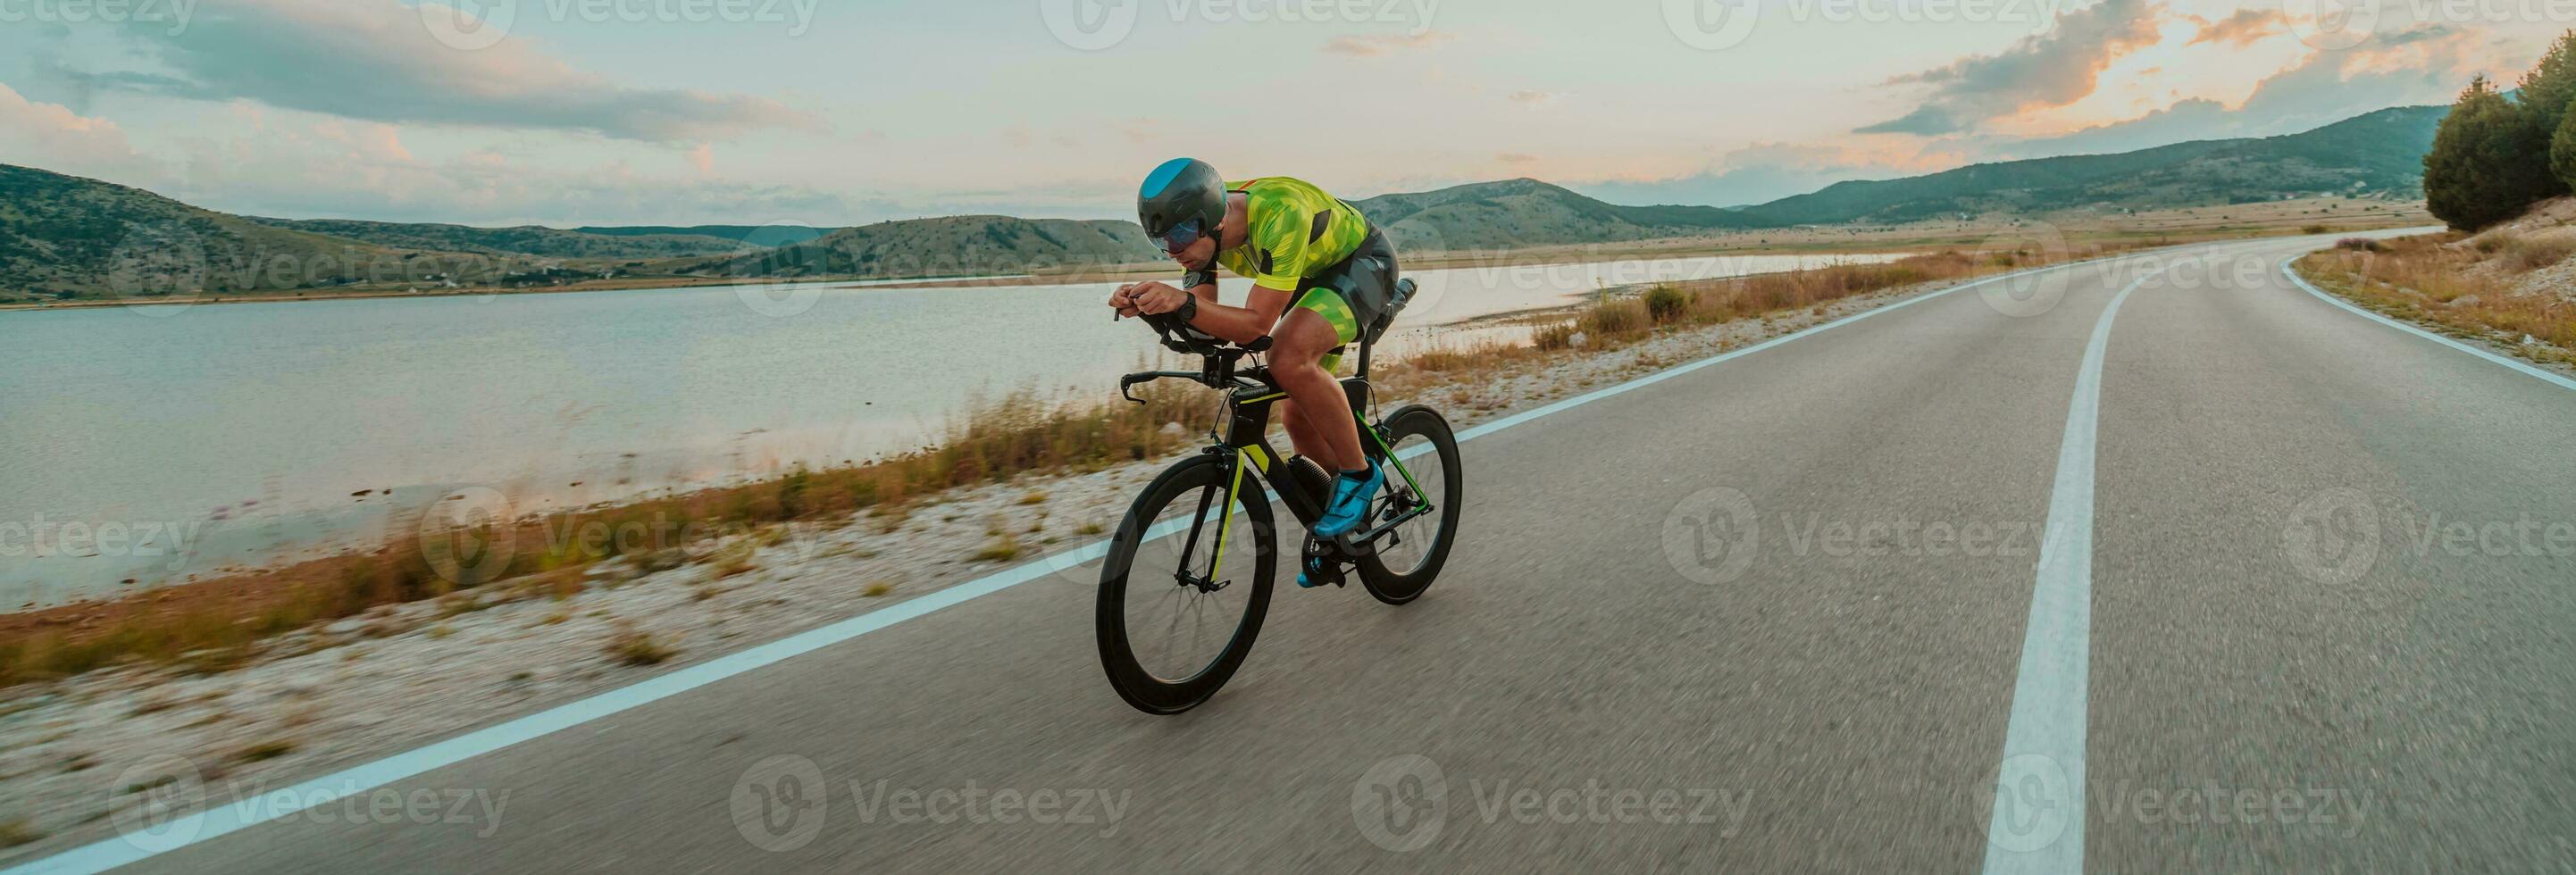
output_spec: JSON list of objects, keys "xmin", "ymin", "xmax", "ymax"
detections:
[
  {"xmin": 2279, "ymin": 259, "xmax": 2576, "ymax": 393},
  {"xmin": 5, "ymin": 254, "xmax": 2149, "ymax": 875},
  {"xmin": 1979, "ymin": 265, "xmax": 2167, "ymax": 875}
]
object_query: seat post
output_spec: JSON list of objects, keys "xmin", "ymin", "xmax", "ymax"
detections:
[{"xmin": 1355, "ymin": 339, "xmax": 1372, "ymax": 379}]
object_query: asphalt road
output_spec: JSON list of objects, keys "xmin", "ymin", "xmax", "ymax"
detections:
[{"xmin": 41, "ymin": 233, "xmax": 2576, "ymax": 873}]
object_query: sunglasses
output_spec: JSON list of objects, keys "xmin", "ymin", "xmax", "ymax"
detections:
[{"xmin": 1152, "ymin": 218, "xmax": 1204, "ymax": 254}]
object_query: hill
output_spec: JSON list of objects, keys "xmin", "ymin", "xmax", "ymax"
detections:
[
  {"xmin": 1353, "ymin": 178, "xmax": 1765, "ymax": 251},
  {"xmin": 242, "ymin": 218, "xmax": 760, "ymax": 260},
  {"xmin": 576, "ymin": 225, "xmax": 832, "ymax": 246},
  {"xmin": 0, "ymin": 104, "xmax": 2452, "ymax": 301},
  {"xmin": 671, "ymin": 215, "xmax": 1161, "ymax": 280},
  {"xmin": 0, "ymin": 164, "xmax": 529, "ymax": 304},
  {"xmin": 1735, "ymin": 105, "xmax": 2446, "ymax": 225}
]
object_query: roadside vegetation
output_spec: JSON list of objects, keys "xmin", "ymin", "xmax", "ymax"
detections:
[
  {"xmin": 2295, "ymin": 34, "xmax": 2576, "ymax": 370},
  {"xmin": 0, "ymin": 229, "xmax": 2340, "ymax": 690},
  {"xmin": 0, "ymin": 379, "xmax": 1208, "ymax": 688},
  {"xmin": 2421, "ymin": 31, "xmax": 2576, "ymax": 231},
  {"xmin": 2294, "ymin": 218, "xmax": 2576, "ymax": 369}
]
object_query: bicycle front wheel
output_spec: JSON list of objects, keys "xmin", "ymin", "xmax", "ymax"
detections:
[
  {"xmin": 1096, "ymin": 454, "xmax": 1275, "ymax": 714},
  {"xmin": 1358, "ymin": 404, "xmax": 1463, "ymax": 605}
]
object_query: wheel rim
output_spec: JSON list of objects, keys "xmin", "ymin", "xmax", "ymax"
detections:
[
  {"xmin": 1122, "ymin": 482, "xmax": 1262, "ymax": 684},
  {"xmin": 1369, "ymin": 429, "xmax": 1451, "ymax": 579}
]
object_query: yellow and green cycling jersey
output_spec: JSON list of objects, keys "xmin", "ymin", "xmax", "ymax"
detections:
[
  {"xmin": 1186, "ymin": 176, "xmax": 1371, "ymax": 294},
  {"xmin": 1180, "ymin": 176, "xmax": 1392, "ymax": 371}
]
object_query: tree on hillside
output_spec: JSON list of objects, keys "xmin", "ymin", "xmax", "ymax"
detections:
[
  {"xmin": 2423, "ymin": 76, "xmax": 2559, "ymax": 230},
  {"xmin": 2522, "ymin": 32, "xmax": 2576, "ymax": 138},
  {"xmin": 2522, "ymin": 31, "xmax": 2576, "ymax": 197},
  {"xmin": 2558, "ymin": 103, "xmax": 2576, "ymax": 193}
]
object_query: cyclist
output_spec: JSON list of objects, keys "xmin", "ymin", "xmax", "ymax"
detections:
[{"xmin": 1109, "ymin": 158, "xmax": 1400, "ymax": 586}]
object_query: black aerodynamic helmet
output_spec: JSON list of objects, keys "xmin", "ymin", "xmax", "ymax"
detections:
[{"xmin": 1137, "ymin": 157, "xmax": 1225, "ymax": 252}]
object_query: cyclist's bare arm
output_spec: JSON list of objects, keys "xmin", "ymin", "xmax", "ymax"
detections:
[{"xmin": 1117, "ymin": 280, "xmax": 1289, "ymax": 346}]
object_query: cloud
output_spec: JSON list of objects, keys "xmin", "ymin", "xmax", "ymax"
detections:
[
  {"xmin": 1497, "ymin": 152, "xmax": 1539, "ymax": 165},
  {"xmin": 1577, "ymin": 140, "xmax": 1961, "ymax": 208},
  {"xmin": 2002, "ymin": 25, "xmax": 2492, "ymax": 158},
  {"xmin": 1321, "ymin": 31, "xmax": 1453, "ymax": 56},
  {"xmin": 0, "ymin": 82, "xmax": 171, "ymax": 187},
  {"xmin": 685, "ymin": 143, "xmax": 715, "ymax": 174},
  {"xmin": 1507, "ymin": 90, "xmax": 1555, "ymax": 107},
  {"xmin": 2186, "ymin": 8, "xmax": 2287, "ymax": 46},
  {"xmin": 1857, "ymin": 0, "xmax": 2162, "ymax": 136},
  {"xmin": 178, "ymin": 129, "xmax": 856, "ymax": 226},
  {"xmin": 56, "ymin": 0, "xmax": 817, "ymax": 143}
]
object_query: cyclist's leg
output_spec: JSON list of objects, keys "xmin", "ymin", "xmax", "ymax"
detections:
[
  {"xmin": 1277, "ymin": 396, "xmax": 1319, "ymax": 460},
  {"xmin": 1269, "ymin": 297, "xmax": 1364, "ymax": 473}
]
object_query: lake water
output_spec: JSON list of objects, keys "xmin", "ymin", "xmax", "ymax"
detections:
[{"xmin": 0, "ymin": 251, "xmax": 1896, "ymax": 604}]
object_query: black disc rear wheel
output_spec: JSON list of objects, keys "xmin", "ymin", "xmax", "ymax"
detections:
[{"xmin": 1096, "ymin": 454, "xmax": 1276, "ymax": 714}]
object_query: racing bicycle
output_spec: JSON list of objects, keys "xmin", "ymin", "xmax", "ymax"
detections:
[{"xmin": 1097, "ymin": 280, "xmax": 1463, "ymax": 714}]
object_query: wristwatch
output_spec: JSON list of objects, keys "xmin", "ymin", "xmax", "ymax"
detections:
[{"xmin": 1172, "ymin": 293, "xmax": 1199, "ymax": 324}]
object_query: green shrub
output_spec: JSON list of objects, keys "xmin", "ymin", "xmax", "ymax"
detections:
[{"xmin": 1642, "ymin": 285, "xmax": 1692, "ymax": 325}]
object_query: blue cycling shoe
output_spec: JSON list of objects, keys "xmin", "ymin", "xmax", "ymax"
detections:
[
  {"xmin": 1296, "ymin": 552, "xmax": 1339, "ymax": 588},
  {"xmin": 1311, "ymin": 462, "xmax": 1384, "ymax": 538}
]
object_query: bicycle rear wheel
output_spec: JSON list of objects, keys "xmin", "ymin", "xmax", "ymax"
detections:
[
  {"xmin": 1357, "ymin": 405, "xmax": 1462, "ymax": 605},
  {"xmin": 1096, "ymin": 454, "xmax": 1276, "ymax": 714}
]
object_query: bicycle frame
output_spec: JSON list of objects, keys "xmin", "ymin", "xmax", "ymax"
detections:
[
  {"xmin": 1193, "ymin": 369, "xmax": 1433, "ymax": 584},
  {"xmin": 1122, "ymin": 308, "xmax": 1434, "ymax": 586}
]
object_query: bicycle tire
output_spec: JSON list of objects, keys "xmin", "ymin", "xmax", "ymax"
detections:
[
  {"xmin": 1357, "ymin": 405, "xmax": 1463, "ymax": 605},
  {"xmin": 1096, "ymin": 454, "xmax": 1276, "ymax": 714}
]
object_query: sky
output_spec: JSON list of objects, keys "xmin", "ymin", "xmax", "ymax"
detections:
[{"xmin": 0, "ymin": 0, "xmax": 2555, "ymax": 226}]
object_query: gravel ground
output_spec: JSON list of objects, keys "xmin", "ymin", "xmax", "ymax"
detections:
[{"xmin": 0, "ymin": 271, "xmax": 1984, "ymax": 861}]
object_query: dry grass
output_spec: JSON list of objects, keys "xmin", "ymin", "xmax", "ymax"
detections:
[
  {"xmin": 2296, "ymin": 232, "xmax": 2576, "ymax": 367},
  {"xmin": 969, "ymin": 533, "xmax": 1023, "ymax": 563},
  {"xmin": 606, "ymin": 621, "xmax": 676, "ymax": 666},
  {"xmin": 1524, "ymin": 248, "xmax": 2082, "ymax": 354},
  {"xmin": 0, "ymin": 237, "xmax": 2174, "ymax": 691},
  {"xmin": 232, "ymin": 738, "xmax": 297, "ymax": 763},
  {"xmin": 0, "ymin": 379, "xmax": 1209, "ymax": 688},
  {"xmin": 0, "ymin": 818, "xmax": 42, "ymax": 848}
]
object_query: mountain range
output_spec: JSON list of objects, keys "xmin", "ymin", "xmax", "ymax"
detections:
[{"xmin": 0, "ymin": 104, "xmax": 2447, "ymax": 304}]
